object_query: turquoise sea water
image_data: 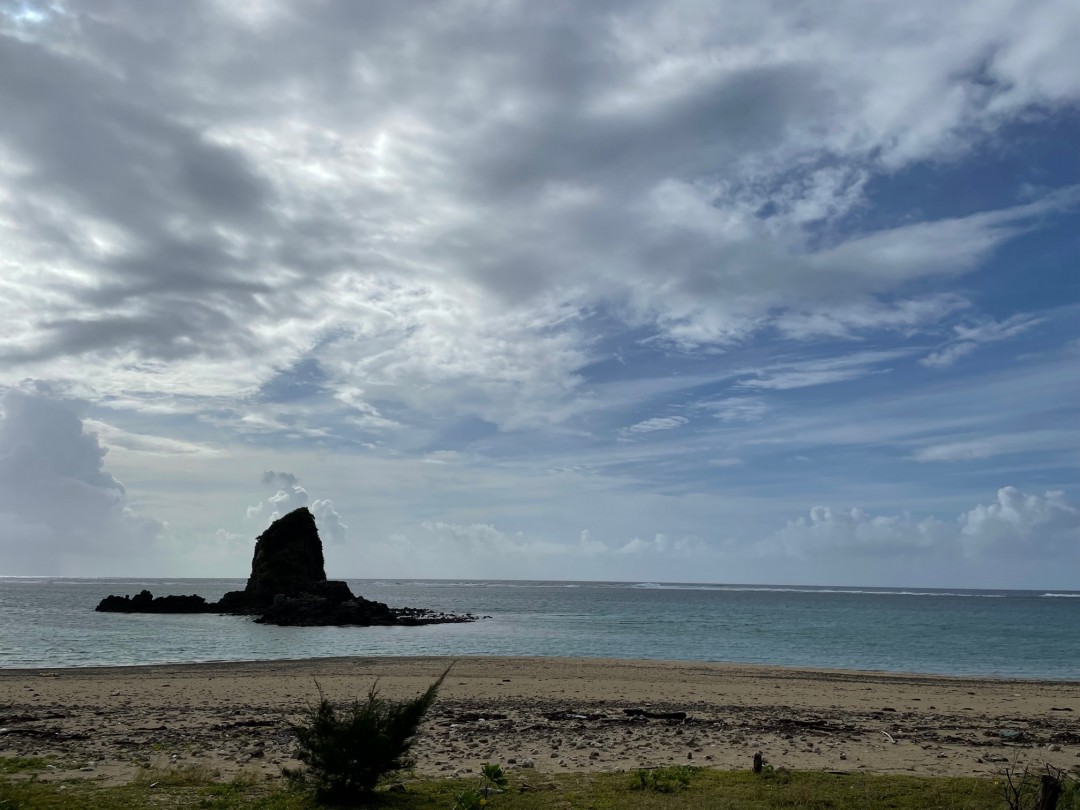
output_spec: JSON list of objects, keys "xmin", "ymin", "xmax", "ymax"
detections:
[{"xmin": 2, "ymin": 578, "xmax": 1079, "ymax": 679}]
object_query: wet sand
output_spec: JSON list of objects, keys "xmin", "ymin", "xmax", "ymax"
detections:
[{"xmin": 2, "ymin": 656, "xmax": 1078, "ymax": 785}]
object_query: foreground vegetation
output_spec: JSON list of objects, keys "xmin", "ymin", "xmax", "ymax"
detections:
[{"xmin": 3, "ymin": 759, "xmax": 1057, "ymax": 809}]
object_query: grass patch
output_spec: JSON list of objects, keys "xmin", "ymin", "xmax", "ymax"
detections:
[
  {"xmin": 1, "ymin": 765, "xmax": 1011, "ymax": 809},
  {"xmin": 130, "ymin": 763, "xmax": 227, "ymax": 787},
  {"xmin": 0, "ymin": 756, "xmax": 51, "ymax": 775},
  {"xmin": 632, "ymin": 765, "xmax": 697, "ymax": 793}
]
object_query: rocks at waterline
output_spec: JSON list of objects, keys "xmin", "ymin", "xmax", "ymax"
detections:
[
  {"xmin": 96, "ymin": 590, "xmax": 210, "ymax": 614},
  {"xmin": 95, "ymin": 507, "xmax": 478, "ymax": 628}
]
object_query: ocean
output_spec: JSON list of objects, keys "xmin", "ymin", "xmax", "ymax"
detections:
[{"xmin": 2, "ymin": 578, "xmax": 1079, "ymax": 679}]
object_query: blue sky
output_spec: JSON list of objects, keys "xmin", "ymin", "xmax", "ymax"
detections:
[{"xmin": 0, "ymin": 0, "xmax": 1077, "ymax": 586}]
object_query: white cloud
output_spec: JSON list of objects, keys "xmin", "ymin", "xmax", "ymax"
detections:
[
  {"xmin": 620, "ymin": 415, "xmax": 689, "ymax": 435},
  {"xmin": 696, "ymin": 397, "xmax": 769, "ymax": 423},
  {"xmin": 775, "ymin": 295, "xmax": 970, "ymax": 341},
  {"xmin": 311, "ymin": 498, "xmax": 347, "ymax": 544},
  {"xmin": 909, "ymin": 441, "xmax": 998, "ymax": 463},
  {"xmin": 420, "ymin": 521, "xmax": 530, "ymax": 557},
  {"xmin": 921, "ymin": 314, "xmax": 1044, "ymax": 368},
  {"xmin": 0, "ymin": 2, "xmax": 1077, "ymax": 586},
  {"xmin": 83, "ymin": 419, "xmax": 226, "ymax": 458},
  {"xmin": 908, "ymin": 430, "xmax": 1078, "ymax": 463},
  {"xmin": 737, "ymin": 350, "xmax": 911, "ymax": 390},
  {"xmin": 0, "ymin": 1, "xmax": 1076, "ymax": 432},
  {"xmin": 617, "ymin": 533, "xmax": 703, "ymax": 556},
  {"xmin": 768, "ymin": 487, "xmax": 1080, "ymax": 561},
  {"xmin": 960, "ymin": 487, "xmax": 1080, "ymax": 556},
  {"xmin": 0, "ymin": 384, "xmax": 162, "ymax": 574},
  {"xmin": 769, "ymin": 506, "xmax": 952, "ymax": 558},
  {"xmin": 245, "ymin": 470, "xmax": 347, "ymax": 544},
  {"xmin": 418, "ymin": 521, "xmax": 703, "ymax": 563}
]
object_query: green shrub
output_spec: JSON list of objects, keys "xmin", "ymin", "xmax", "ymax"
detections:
[
  {"xmin": 287, "ymin": 667, "xmax": 449, "ymax": 806},
  {"xmin": 632, "ymin": 765, "xmax": 697, "ymax": 793},
  {"xmin": 454, "ymin": 762, "xmax": 510, "ymax": 809}
]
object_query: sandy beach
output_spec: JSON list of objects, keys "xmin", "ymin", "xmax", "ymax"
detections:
[{"xmin": 2, "ymin": 656, "xmax": 1078, "ymax": 786}]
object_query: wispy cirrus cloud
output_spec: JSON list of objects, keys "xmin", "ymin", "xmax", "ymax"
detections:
[
  {"xmin": 620, "ymin": 415, "xmax": 689, "ymax": 436},
  {"xmin": 921, "ymin": 314, "xmax": 1044, "ymax": 368},
  {"xmin": 736, "ymin": 350, "xmax": 913, "ymax": 390}
]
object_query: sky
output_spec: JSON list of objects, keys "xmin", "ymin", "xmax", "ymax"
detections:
[{"xmin": 0, "ymin": 0, "xmax": 1077, "ymax": 587}]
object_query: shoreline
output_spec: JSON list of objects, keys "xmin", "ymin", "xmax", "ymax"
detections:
[
  {"xmin": 2, "ymin": 656, "xmax": 1078, "ymax": 785},
  {"xmin": 6, "ymin": 653, "xmax": 1080, "ymax": 685}
]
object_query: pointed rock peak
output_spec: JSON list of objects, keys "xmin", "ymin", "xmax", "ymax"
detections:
[{"xmin": 244, "ymin": 507, "xmax": 327, "ymax": 604}]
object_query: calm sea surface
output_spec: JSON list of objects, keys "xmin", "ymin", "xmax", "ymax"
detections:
[{"xmin": 2, "ymin": 578, "xmax": 1079, "ymax": 679}]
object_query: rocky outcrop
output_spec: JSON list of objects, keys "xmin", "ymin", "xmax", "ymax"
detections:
[
  {"xmin": 96, "ymin": 590, "xmax": 211, "ymax": 614},
  {"xmin": 95, "ymin": 507, "xmax": 478, "ymax": 627},
  {"xmin": 254, "ymin": 596, "xmax": 478, "ymax": 627},
  {"xmin": 215, "ymin": 507, "xmax": 357, "ymax": 613}
]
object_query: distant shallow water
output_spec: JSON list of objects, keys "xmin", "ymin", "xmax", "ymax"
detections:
[{"xmin": 3, "ymin": 578, "xmax": 1080, "ymax": 679}]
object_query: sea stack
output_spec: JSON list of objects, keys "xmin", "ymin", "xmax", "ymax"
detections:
[
  {"xmin": 216, "ymin": 507, "xmax": 355, "ymax": 612},
  {"xmin": 96, "ymin": 507, "xmax": 478, "ymax": 627}
]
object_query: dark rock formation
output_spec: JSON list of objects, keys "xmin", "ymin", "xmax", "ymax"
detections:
[
  {"xmin": 215, "ymin": 507, "xmax": 358, "ymax": 614},
  {"xmin": 254, "ymin": 597, "xmax": 478, "ymax": 627},
  {"xmin": 95, "ymin": 507, "xmax": 477, "ymax": 628},
  {"xmin": 96, "ymin": 590, "xmax": 210, "ymax": 614}
]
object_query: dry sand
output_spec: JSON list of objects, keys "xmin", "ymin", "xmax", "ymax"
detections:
[{"xmin": 2, "ymin": 656, "xmax": 1078, "ymax": 786}]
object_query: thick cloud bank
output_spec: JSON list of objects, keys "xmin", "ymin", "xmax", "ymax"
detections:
[
  {"xmin": 0, "ymin": 385, "xmax": 161, "ymax": 574},
  {"xmin": 0, "ymin": 0, "xmax": 1077, "ymax": 430}
]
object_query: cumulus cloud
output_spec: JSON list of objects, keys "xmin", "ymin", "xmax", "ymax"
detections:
[
  {"xmin": 769, "ymin": 506, "xmax": 952, "ymax": 558},
  {"xmin": 261, "ymin": 470, "xmax": 299, "ymax": 488},
  {"xmin": 0, "ymin": 384, "xmax": 162, "ymax": 574},
  {"xmin": 310, "ymin": 498, "xmax": 348, "ymax": 545},
  {"xmin": 246, "ymin": 470, "xmax": 348, "ymax": 544},
  {"xmin": 418, "ymin": 521, "xmax": 702, "ymax": 561},
  {"xmin": 617, "ymin": 533, "xmax": 704, "ymax": 556},
  {"xmin": 960, "ymin": 487, "xmax": 1080, "ymax": 556},
  {"xmin": 420, "ymin": 522, "xmax": 531, "ymax": 558},
  {"xmin": 769, "ymin": 487, "xmax": 1080, "ymax": 560}
]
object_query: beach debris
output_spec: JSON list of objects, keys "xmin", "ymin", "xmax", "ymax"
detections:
[
  {"xmin": 543, "ymin": 711, "xmax": 605, "ymax": 721},
  {"xmin": 999, "ymin": 729, "xmax": 1026, "ymax": 742},
  {"xmin": 453, "ymin": 712, "xmax": 508, "ymax": 722},
  {"xmin": 881, "ymin": 731, "xmax": 897, "ymax": 744}
]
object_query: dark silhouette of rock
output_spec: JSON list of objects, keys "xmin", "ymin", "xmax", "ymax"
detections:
[
  {"xmin": 95, "ymin": 507, "xmax": 477, "ymax": 628},
  {"xmin": 216, "ymin": 508, "xmax": 358, "ymax": 613},
  {"xmin": 96, "ymin": 590, "xmax": 210, "ymax": 614}
]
